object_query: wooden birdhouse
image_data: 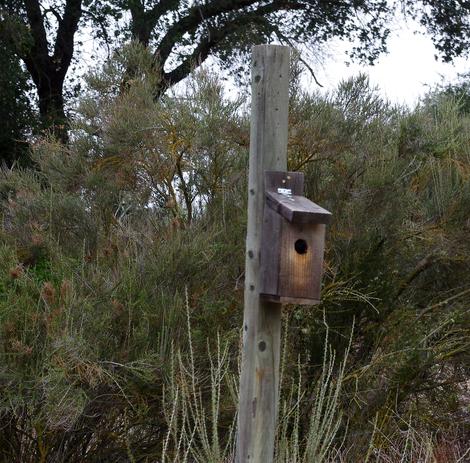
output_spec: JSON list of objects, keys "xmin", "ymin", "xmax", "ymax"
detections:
[{"xmin": 260, "ymin": 171, "xmax": 332, "ymax": 305}]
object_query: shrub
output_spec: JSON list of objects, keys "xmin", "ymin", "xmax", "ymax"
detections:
[{"xmin": 0, "ymin": 46, "xmax": 468, "ymax": 461}]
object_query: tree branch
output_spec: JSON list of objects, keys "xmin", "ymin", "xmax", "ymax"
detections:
[
  {"xmin": 53, "ymin": 0, "xmax": 82, "ymax": 79},
  {"xmin": 396, "ymin": 253, "xmax": 435, "ymax": 298},
  {"xmin": 42, "ymin": 7, "xmax": 63, "ymax": 24},
  {"xmin": 23, "ymin": 0, "xmax": 48, "ymax": 55},
  {"xmin": 155, "ymin": 0, "xmax": 261, "ymax": 66},
  {"xmin": 175, "ymin": 151, "xmax": 193, "ymax": 224},
  {"xmin": 273, "ymin": 28, "xmax": 324, "ymax": 87},
  {"xmin": 81, "ymin": 8, "xmax": 111, "ymax": 57},
  {"xmin": 128, "ymin": 0, "xmax": 180, "ymax": 45},
  {"xmin": 22, "ymin": 0, "xmax": 51, "ymax": 85},
  {"xmin": 159, "ymin": 1, "xmax": 302, "ymax": 90}
]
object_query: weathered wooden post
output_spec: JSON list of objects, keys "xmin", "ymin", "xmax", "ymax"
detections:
[
  {"xmin": 236, "ymin": 44, "xmax": 290, "ymax": 463},
  {"xmin": 236, "ymin": 45, "xmax": 332, "ymax": 462}
]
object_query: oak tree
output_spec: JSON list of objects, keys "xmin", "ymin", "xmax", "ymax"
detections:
[{"xmin": 2, "ymin": 1, "xmax": 470, "ymax": 136}]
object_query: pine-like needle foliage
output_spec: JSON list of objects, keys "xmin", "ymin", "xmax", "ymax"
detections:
[{"xmin": 0, "ymin": 45, "xmax": 468, "ymax": 461}]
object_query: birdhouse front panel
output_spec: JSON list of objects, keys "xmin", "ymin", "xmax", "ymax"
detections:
[{"xmin": 278, "ymin": 221, "xmax": 326, "ymax": 304}]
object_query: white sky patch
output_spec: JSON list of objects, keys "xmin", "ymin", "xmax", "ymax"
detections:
[
  {"xmin": 312, "ymin": 23, "xmax": 469, "ymax": 106},
  {"xmin": 72, "ymin": 13, "xmax": 469, "ymax": 109}
]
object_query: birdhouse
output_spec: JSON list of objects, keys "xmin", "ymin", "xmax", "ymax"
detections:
[{"xmin": 260, "ymin": 171, "xmax": 332, "ymax": 305}]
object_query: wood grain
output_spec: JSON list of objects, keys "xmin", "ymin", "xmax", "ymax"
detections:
[
  {"xmin": 260, "ymin": 170, "xmax": 329, "ymax": 304},
  {"xmin": 266, "ymin": 191, "xmax": 332, "ymax": 224},
  {"xmin": 260, "ymin": 206, "xmax": 282, "ymax": 297},
  {"xmin": 236, "ymin": 45, "xmax": 290, "ymax": 463},
  {"xmin": 279, "ymin": 222, "xmax": 326, "ymax": 301},
  {"xmin": 264, "ymin": 170, "xmax": 304, "ymax": 194}
]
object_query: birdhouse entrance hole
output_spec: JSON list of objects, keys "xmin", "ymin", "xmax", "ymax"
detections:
[{"xmin": 294, "ymin": 239, "xmax": 308, "ymax": 254}]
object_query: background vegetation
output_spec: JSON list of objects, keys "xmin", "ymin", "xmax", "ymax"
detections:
[{"xmin": 0, "ymin": 45, "xmax": 469, "ymax": 461}]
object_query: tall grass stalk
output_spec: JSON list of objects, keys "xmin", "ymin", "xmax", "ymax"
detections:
[
  {"xmin": 275, "ymin": 315, "xmax": 352, "ymax": 462},
  {"xmin": 160, "ymin": 290, "xmax": 237, "ymax": 462},
  {"xmin": 161, "ymin": 298, "xmax": 351, "ymax": 462}
]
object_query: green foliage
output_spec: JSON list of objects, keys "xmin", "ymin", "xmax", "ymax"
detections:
[
  {"xmin": 0, "ymin": 38, "xmax": 36, "ymax": 166},
  {"xmin": 0, "ymin": 48, "xmax": 468, "ymax": 460},
  {"xmin": 425, "ymin": 71, "xmax": 470, "ymax": 116}
]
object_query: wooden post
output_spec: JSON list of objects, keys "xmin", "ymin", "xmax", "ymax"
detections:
[{"xmin": 236, "ymin": 45, "xmax": 290, "ymax": 463}]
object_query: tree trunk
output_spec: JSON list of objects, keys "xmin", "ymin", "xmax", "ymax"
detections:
[
  {"xmin": 36, "ymin": 72, "xmax": 68, "ymax": 141},
  {"xmin": 16, "ymin": 0, "xmax": 82, "ymax": 142}
]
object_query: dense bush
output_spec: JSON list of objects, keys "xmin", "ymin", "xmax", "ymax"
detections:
[{"xmin": 0, "ymin": 45, "xmax": 468, "ymax": 461}]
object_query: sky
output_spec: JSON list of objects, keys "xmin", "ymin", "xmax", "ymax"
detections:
[
  {"xmin": 77, "ymin": 13, "xmax": 469, "ymax": 108},
  {"xmin": 312, "ymin": 22, "xmax": 469, "ymax": 107}
]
